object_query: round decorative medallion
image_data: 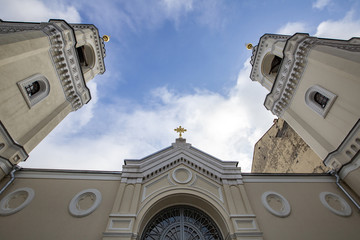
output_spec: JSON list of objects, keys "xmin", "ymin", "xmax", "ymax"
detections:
[
  {"xmin": 319, "ymin": 192, "xmax": 352, "ymax": 217},
  {"xmin": 69, "ymin": 189, "xmax": 102, "ymax": 217},
  {"xmin": 0, "ymin": 187, "xmax": 35, "ymax": 216},
  {"xmin": 261, "ymin": 191, "xmax": 291, "ymax": 217},
  {"xmin": 172, "ymin": 167, "xmax": 192, "ymax": 184}
]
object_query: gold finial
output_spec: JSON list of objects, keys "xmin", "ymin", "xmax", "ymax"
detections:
[
  {"xmin": 246, "ymin": 43, "xmax": 253, "ymax": 50},
  {"xmin": 174, "ymin": 126, "xmax": 187, "ymax": 139},
  {"xmin": 102, "ymin": 35, "xmax": 110, "ymax": 42}
]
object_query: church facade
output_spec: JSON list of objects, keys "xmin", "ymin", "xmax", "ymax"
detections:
[
  {"xmin": 0, "ymin": 20, "xmax": 360, "ymax": 239},
  {"xmin": 1, "ymin": 138, "xmax": 359, "ymax": 239}
]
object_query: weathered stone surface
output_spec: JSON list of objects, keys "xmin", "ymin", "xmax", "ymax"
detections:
[{"xmin": 252, "ymin": 118, "xmax": 329, "ymax": 173}]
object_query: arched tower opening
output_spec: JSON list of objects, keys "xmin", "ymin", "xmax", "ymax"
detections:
[
  {"xmin": 261, "ymin": 53, "xmax": 282, "ymax": 85},
  {"xmin": 76, "ymin": 44, "xmax": 95, "ymax": 74}
]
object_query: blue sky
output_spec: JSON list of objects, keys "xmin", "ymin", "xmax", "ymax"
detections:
[{"xmin": 1, "ymin": 0, "xmax": 360, "ymax": 172}]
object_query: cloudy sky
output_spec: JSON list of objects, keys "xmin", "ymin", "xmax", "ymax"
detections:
[{"xmin": 1, "ymin": 0, "xmax": 359, "ymax": 172}]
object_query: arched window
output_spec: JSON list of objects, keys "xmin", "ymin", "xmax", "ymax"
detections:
[
  {"xmin": 141, "ymin": 206, "xmax": 223, "ymax": 240},
  {"xmin": 17, "ymin": 74, "xmax": 50, "ymax": 108},
  {"xmin": 76, "ymin": 44, "xmax": 95, "ymax": 74},
  {"xmin": 261, "ymin": 53, "xmax": 283, "ymax": 85},
  {"xmin": 305, "ymin": 85, "xmax": 337, "ymax": 118}
]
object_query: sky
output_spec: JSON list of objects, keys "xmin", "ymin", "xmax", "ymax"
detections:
[{"xmin": 1, "ymin": 0, "xmax": 360, "ymax": 172}]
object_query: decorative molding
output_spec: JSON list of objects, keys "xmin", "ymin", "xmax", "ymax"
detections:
[
  {"xmin": 15, "ymin": 170, "xmax": 121, "ymax": 180},
  {"xmin": 339, "ymin": 153, "xmax": 360, "ymax": 180},
  {"xmin": 0, "ymin": 20, "xmax": 91, "ymax": 111},
  {"xmin": 172, "ymin": 167, "xmax": 192, "ymax": 184},
  {"xmin": 242, "ymin": 175, "xmax": 335, "ymax": 183},
  {"xmin": 264, "ymin": 34, "xmax": 360, "ymax": 117},
  {"xmin": 233, "ymin": 219, "xmax": 258, "ymax": 231},
  {"xmin": 191, "ymin": 174, "xmax": 224, "ymax": 202},
  {"xmin": 325, "ymin": 119, "xmax": 360, "ymax": 170},
  {"xmin": 261, "ymin": 191, "xmax": 291, "ymax": 217},
  {"xmin": 47, "ymin": 20, "xmax": 91, "ymax": 110},
  {"xmin": 140, "ymin": 157, "xmax": 224, "ymax": 184},
  {"xmin": 68, "ymin": 188, "xmax": 102, "ymax": 217},
  {"xmin": 142, "ymin": 174, "xmax": 173, "ymax": 201},
  {"xmin": 108, "ymin": 219, "xmax": 133, "ymax": 231},
  {"xmin": 17, "ymin": 74, "xmax": 50, "ymax": 108},
  {"xmin": 0, "ymin": 187, "xmax": 35, "ymax": 216},
  {"xmin": 319, "ymin": 192, "xmax": 352, "ymax": 217},
  {"xmin": 304, "ymin": 85, "xmax": 337, "ymax": 118},
  {"xmin": 0, "ymin": 121, "xmax": 28, "ymax": 164},
  {"xmin": 123, "ymin": 139, "xmax": 241, "ymax": 185}
]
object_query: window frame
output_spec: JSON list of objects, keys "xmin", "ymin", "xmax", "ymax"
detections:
[
  {"xmin": 305, "ymin": 85, "xmax": 337, "ymax": 118},
  {"xmin": 17, "ymin": 74, "xmax": 50, "ymax": 108}
]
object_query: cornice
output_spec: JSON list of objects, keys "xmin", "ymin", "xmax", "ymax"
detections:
[
  {"xmin": 326, "ymin": 119, "xmax": 360, "ymax": 171},
  {"xmin": 47, "ymin": 20, "xmax": 91, "ymax": 110},
  {"xmin": 122, "ymin": 140, "xmax": 242, "ymax": 185}
]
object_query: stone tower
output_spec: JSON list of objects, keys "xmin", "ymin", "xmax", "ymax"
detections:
[
  {"xmin": 0, "ymin": 19, "xmax": 106, "ymax": 179},
  {"xmin": 250, "ymin": 33, "xmax": 360, "ymax": 194}
]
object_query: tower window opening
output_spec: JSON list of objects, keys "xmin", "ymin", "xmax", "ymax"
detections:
[
  {"xmin": 76, "ymin": 46, "xmax": 88, "ymax": 67},
  {"xmin": 269, "ymin": 55, "xmax": 282, "ymax": 75},
  {"xmin": 76, "ymin": 45, "xmax": 95, "ymax": 74},
  {"xmin": 261, "ymin": 53, "xmax": 283, "ymax": 88},
  {"xmin": 314, "ymin": 92, "xmax": 329, "ymax": 108},
  {"xmin": 17, "ymin": 74, "xmax": 50, "ymax": 108},
  {"xmin": 25, "ymin": 81, "xmax": 40, "ymax": 97},
  {"xmin": 305, "ymin": 85, "xmax": 337, "ymax": 118}
]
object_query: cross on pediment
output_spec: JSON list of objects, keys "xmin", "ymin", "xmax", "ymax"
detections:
[{"xmin": 174, "ymin": 126, "xmax": 187, "ymax": 138}]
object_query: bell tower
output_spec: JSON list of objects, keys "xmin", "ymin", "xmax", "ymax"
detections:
[
  {"xmin": 250, "ymin": 33, "xmax": 360, "ymax": 193},
  {"xmin": 0, "ymin": 19, "xmax": 106, "ymax": 179}
]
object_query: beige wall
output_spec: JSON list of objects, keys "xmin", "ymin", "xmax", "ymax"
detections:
[
  {"xmin": 0, "ymin": 31, "xmax": 71, "ymax": 153},
  {"xmin": 0, "ymin": 171, "xmax": 120, "ymax": 240},
  {"xmin": 284, "ymin": 45, "xmax": 360, "ymax": 160},
  {"xmin": 243, "ymin": 175, "xmax": 360, "ymax": 240},
  {"xmin": 1, "ymin": 169, "xmax": 358, "ymax": 240}
]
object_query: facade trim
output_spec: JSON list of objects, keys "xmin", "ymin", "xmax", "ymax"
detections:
[
  {"xmin": 0, "ymin": 187, "xmax": 35, "ymax": 216},
  {"xmin": 242, "ymin": 175, "xmax": 334, "ymax": 183},
  {"xmin": 0, "ymin": 121, "xmax": 28, "ymax": 165},
  {"xmin": 324, "ymin": 119, "xmax": 360, "ymax": 170},
  {"xmin": 15, "ymin": 170, "xmax": 121, "ymax": 180},
  {"xmin": 304, "ymin": 85, "xmax": 337, "ymax": 118},
  {"xmin": 17, "ymin": 74, "xmax": 50, "ymax": 108}
]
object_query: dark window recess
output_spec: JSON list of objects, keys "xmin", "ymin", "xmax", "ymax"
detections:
[
  {"xmin": 25, "ymin": 81, "xmax": 40, "ymax": 97},
  {"xmin": 76, "ymin": 46, "xmax": 88, "ymax": 67},
  {"xmin": 269, "ymin": 56, "xmax": 282, "ymax": 74},
  {"xmin": 314, "ymin": 92, "xmax": 329, "ymax": 108}
]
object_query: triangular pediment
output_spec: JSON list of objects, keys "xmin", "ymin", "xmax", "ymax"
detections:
[{"xmin": 121, "ymin": 138, "xmax": 241, "ymax": 183}]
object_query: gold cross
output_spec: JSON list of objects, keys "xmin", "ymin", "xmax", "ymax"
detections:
[{"xmin": 174, "ymin": 126, "xmax": 187, "ymax": 138}]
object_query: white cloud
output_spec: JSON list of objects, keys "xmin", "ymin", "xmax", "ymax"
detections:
[
  {"xmin": 277, "ymin": 22, "xmax": 308, "ymax": 35},
  {"xmin": 315, "ymin": 10, "xmax": 360, "ymax": 39},
  {"xmin": 0, "ymin": 0, "xmax": 81, "ymax": 22},
  {"xmin": 22, "ymin": 61, "xmax": 274, "ymax": 172},
  {"xmin": 312, "ymin": 0, "xmax": 331, "ymax": 10}
]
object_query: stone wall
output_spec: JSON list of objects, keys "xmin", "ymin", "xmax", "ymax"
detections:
[{"xmin": 252, "ymin": 118, "xmax": 329, "ymax": 173}]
